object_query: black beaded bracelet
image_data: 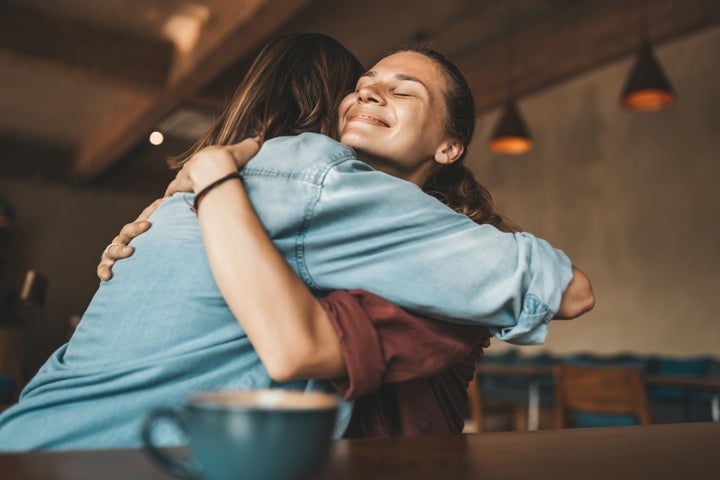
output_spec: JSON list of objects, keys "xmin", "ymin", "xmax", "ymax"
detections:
[{"xmin": 192, "ymin": 171, "xmax": 243, "ymax": 212}]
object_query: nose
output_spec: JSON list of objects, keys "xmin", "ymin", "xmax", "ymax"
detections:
[{"xmin": 356, "ymin": 83, "xmax": 384, "ymax": 105}]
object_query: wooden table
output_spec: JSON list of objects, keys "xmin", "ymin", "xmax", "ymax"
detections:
[{"xmin": 0, "ymin": 423, "xmax": 717, "ymax": 479}]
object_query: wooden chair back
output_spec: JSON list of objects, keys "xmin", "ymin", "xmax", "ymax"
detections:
[
  {"xmin": 553, "ymin": 364, "xmax": 652, "ymax": 428},
  {"xmin": 466, "ymin": 371, "xmax": 483, "ymax": 432}
]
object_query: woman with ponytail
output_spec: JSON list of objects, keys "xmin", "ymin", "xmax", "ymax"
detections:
[
  {"xmin": 0, "ymin": 35, "xmax": 592, "ymax": 450},
  {"xmin": 98, "ymin": 42, "xmax": 592, "ymax": 436}
]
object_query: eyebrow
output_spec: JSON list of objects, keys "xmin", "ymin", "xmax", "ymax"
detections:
[{"xmin": 360, "ymin": 71, "xmax": 428, "ymax": 90}]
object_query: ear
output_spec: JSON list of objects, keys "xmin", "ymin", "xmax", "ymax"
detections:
[{"xmin": 434, "ymin": 139, "xmax": 464, "ymax": 165}]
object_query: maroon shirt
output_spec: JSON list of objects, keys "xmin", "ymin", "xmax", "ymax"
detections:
[{"xmin": 320, "ymin": 290, "xmax": 487, "ymax": 437}]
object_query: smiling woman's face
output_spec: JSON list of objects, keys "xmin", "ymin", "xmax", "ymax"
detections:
[{"xmin": 338, "ymin": 51, "xmax": 461, "ymax": 186}]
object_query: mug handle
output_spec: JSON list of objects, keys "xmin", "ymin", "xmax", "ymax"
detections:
[{"xmin": 141, "ymin": 408, "xmax": 200, "ymax": 480}]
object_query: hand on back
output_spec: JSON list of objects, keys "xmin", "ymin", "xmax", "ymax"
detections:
[
  {"xmin": 97, "ymin": 138, "xmax": 261, "ymax": 281},
  {"xmin": 96, "ymin": 198, "xmax": 164, "ymax": 281},
  {"xmin": 165, "ymin": 138, "xmax": 260, "ymax": 197}
]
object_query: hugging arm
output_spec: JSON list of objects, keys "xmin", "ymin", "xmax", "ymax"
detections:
[
  {"xmin": 298, "ymin": 159, "xmax": 593, "ymax": 344},
  {"xmin": 97, "ymin": 145, "xmax": 339, "ymax": 380},
  {"xmin": 178, "ymin": 143, "xmax": 490, "ymax": 384},
  {"xmin": 99, "ymin": 138, "xmax": 593, "ymax": 379},
  {"xmin": 171, "ymin": 141, "xmax": 345, "ymax": 382},
  {"xmin": 554, "ymin": 266, "xmax": 594, "ymax": 319},
  {"xmin": 98, "ymin": 209, "xmax": 486, "ymax": 388},
  {"xmin": 97, "ymin": 142, "xmax": 487, "ymax": 386}
]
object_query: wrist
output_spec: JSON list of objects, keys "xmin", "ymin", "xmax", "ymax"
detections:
[
  {"xmin": 193, "ymin": 172, "xmax": 243, "ymax": 212},
  {"xmin": 190, "ymin": 155, "xmax": 238, "ymax": 194}
]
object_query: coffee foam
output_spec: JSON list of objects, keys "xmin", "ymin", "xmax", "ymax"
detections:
[{"xmin": 189, "ymin": 389, "xmax": 338, "ymax": 411}]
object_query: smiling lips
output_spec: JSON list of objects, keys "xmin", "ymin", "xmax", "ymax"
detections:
[{"xmin": 347, "ymin": 112, "xmax": 390, "ymax": 127}]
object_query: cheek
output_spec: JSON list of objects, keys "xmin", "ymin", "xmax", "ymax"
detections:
[
  {"xmin": 394, "ymin": 108, "xmax": 428, "ymax": 143},
  {"xmin": 338, "ymin": 96, "xmax": 355, "ymax": 121},
  {"xmin": 415, "ymin": 107, "xmax": 447, "ymax": 144}
]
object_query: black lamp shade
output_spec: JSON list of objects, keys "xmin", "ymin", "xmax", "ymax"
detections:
[
  {"xmin": 489, "ymin": 100, "xmax": 533, "ymax": 155},
  {"xmin": 621, "ymin": 42, "xmax": 675, "ymax": 112}
]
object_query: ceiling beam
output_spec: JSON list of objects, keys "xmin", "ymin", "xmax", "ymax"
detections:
[
  {"xmin": 71, "ymin": 0, "xmax": 314, "ymax": 181},
  {"xmin": 0, "ymin": 3, "xmax": 174, "ymax": 89},
  {"xmin": 453, "ymin": 0, "xmax": 720, "ymax": 110}
]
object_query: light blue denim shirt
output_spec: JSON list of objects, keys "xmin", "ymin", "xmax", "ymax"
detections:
[
  {"xmin": 0, "ymin": 132, "xmax": 571, "ymax": 451},
  {"xmin": 245, "ymin": 133, "xmax": 573, "ymax": 343}
]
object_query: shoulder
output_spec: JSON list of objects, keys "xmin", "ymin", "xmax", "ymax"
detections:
[
  {"xmin": 292, "ymin": 132, "xmax": 355, "ymax": 160},
  {"xmin": 245, "ymin": 133, "xmax": 358, "ymax": 181}
]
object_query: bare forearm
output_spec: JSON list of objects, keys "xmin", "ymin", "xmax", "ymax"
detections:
[
  {"xmin": 554, "ymin": 265, "xmax": 595, "ymax": 319},
  {"xmin": 195, "ymin": 172, "xmax": 345, "ymax": 381}
]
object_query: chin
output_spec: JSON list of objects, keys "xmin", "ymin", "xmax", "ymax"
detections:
[{"xmin": 339, "ymin": 132, "xmax": 366, "ymax": 149}]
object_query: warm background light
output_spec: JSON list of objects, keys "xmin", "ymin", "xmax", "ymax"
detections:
[
  {"xmin": 148, "ymin": 131, "xmax": 164, "ymax": 145},
  {"xmin": 621, "ymin": 89, "xmax": 675, "ymax": 112},
  {"xmin": 489, "ymin": 137, "xmax": 533, "ymax": 155}
]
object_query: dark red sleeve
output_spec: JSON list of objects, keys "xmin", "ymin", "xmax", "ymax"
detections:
[
  {"xmin": 320, "ymin": 289, "xmax": 486, "ymax": 400},
  {"xmin": 344, "ymin": 347, "xmax": 482, "ymax": 438}
]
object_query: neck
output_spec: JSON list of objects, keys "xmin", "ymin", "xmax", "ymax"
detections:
[{"xmin": 356, "ymin": 151, "xmax": 435, "ymax": 188}]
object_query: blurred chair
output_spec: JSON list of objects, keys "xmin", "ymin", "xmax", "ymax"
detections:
[
  {"xmin": 553, "ymin": 364, "xmax": 651, "ymax": 428},
  {"xmin": 468, "ymin": 351, "xmax": 556, "ymax": 432},
  {"xmin": 465, "ymin": 372, "xmax": 483, "ymax": 432},
  {"xmin": 466, "ymin": 371, "xmax": 534, "ymax": 432},
  {"xmin": 19, "ymin": 269, "xmax": 51, "ymax": 377},
  {"xmin": 647, "ymin": 356, "xmax": 712, "ymax": 423}
]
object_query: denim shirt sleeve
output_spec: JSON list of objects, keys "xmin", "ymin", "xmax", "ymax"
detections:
[{"xmin": 298, "ymin": 157, "xmax": 573, "ymax": 346}]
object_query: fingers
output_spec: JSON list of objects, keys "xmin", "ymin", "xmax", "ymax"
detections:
[
  {"xmin": 116, "ymin": 220, "xmax": 151, "ymax": 246},
  {"xmin": 163, "ymin": 139, "xmax": 258, "ymax": 199},
  {"xmin": 96, "ymin": 240, "xmax": 135, "ymax": 282},
  {"xmin": 104, "ymin": 241, "xmax": 135, "ymax": 260},
  {"xmin": 135, "ymin": 198, "xmax": 164, "ymax": 221},
  {"xmin": 97, "ymin": 199, "xmax": 161, "ymax": 281},
  {"xmin": 175, "ymin": 139, "xmax": 259, "ymax": 192},
  {"xmin": 226, "ymin": 137, "xmax": 261, "ymax": 167},
  {"xmin": 166, "ymin": 165, "xmax": 194, "ymax": 197},
  {"xmin": 96, "ymin": 220, "xmax": 149, "ymax": 281},
  {"xmin": 97, "ymin": 245, "xmax": 125, "ymax": 281},
  {"xmin": 97, "ymin": 259, "xmax": 114, "ymax": 282},
  {"xmin": 164, "ymin": 179, "xmax": 178, "ymax": 198}
]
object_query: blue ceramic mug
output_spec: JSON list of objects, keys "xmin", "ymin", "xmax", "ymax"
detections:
[{"xmin": 142, "ymin": 390, "xmax": 338, "ymax": 480}]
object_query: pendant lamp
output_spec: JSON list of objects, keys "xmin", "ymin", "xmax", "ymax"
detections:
[
  {"xmin": 489, "ymin": 99, "xmax": 533, "ymax": 155},
  {"xmin": 621, "ymin": 41, "xmax": 675, "ymax": 112},
  {"xmin": 489, "ymin": 0, "xmax": 533, "ymax": 155},
  {"xmin": 621, "ymin": 0, "xmax": 675, "ymax": 112}
]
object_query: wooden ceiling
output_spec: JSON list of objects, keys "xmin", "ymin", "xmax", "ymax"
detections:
[{"xmin": 1, "ymin": 0, "xmax": 718, "ymax": 193}]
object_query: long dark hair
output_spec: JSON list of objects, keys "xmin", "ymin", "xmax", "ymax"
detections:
[
  {"xmin": 400, "ymin": 46, "xmax": 519, "ymax": 232},
  {"xmin": 169, "ymin": 33, "xmax": 364, "ymax": 168}
]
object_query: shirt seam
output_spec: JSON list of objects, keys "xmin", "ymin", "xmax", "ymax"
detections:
[{"xmin": 292, "ymin": 151, "xmax": 358, "ymax": 290}]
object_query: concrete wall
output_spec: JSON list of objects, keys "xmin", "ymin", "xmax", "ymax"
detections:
[
  {"xmin": 0, "ymin": 179, "xmax": 152, "ymax": 371},
  {"xmin": 466, "ymin": 26, "xmax": 720, "ymax": 357},
  {"xmin": 1, "ymin": 26, "xmax": 718, "ymax": 370}
]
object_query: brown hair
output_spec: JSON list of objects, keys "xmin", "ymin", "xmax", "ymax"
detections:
[
  {"xmin": 398, "ymin": 46, "xmax": 519, "ymax": 232},
  {"xmin": 169, "ymin": 33, "xmax": 364, "ymax": 168}
]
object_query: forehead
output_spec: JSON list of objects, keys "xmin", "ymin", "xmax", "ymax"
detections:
[{"xmin": 368, "ymin": 51, "xmax": 447, "ymax": 90}]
